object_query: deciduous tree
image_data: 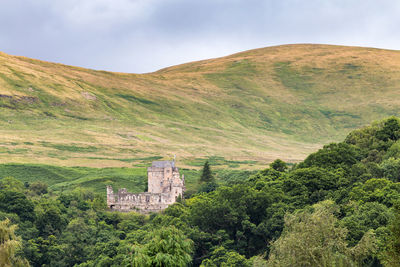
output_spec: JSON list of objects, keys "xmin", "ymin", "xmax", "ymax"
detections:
[
  {"xmin": 267, "ymin": 200, "xmax": 377, "ymax": 267},
  {"xmin": 131, "ymin": 226, "xmax": 193, "ymax": 267},
  {"xmin": 0, "ymin": 219, "xmax": 29, "ymax": 267}
]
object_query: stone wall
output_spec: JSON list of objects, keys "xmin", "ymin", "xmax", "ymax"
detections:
[
  {"xmin": 147, "ymin": 167, "xmax": 167, "ymax": 193},
  {"xmin": 107, "ymin": 186, "xmax": 173, "ymax": 213}
]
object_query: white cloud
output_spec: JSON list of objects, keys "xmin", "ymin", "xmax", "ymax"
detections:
[{"xmin": 40, "ymin": 0, "xmax": 158, "ymax": 30}]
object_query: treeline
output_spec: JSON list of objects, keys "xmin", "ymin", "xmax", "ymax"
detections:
[{"xmin": 2, "ymin": 117, "xmax": 400, "ymax": 266}]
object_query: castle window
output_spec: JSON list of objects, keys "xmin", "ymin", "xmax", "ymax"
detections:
[{"xmin": 146, "ymin": 195, "xmax": 150, "ymax": 202}]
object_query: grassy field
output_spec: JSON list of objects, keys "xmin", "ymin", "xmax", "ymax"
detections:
[
  {"xmin": 0, "ymin": 163, "xmax": 256, "ymax": 195},
  {"xmin": 1, "ymin": 44, "xmax": 400, "ymax": 167}
]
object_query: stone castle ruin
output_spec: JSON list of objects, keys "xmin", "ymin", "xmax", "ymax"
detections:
[{"xmin": 106, "ymin": 160, "xmax": 185, "ymax": 213}]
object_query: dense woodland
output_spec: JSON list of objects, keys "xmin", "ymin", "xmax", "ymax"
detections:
[{"xmin": 2, "ymin": 117, "xmax": 400, "ymax": 266}]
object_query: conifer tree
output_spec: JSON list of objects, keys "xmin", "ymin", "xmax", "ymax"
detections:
[{"xmin": 200, "ymin": 161, "xmax": 214, "ymax": 183}]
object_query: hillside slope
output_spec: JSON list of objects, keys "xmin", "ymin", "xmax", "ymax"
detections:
[{"xmin": 1, "ymin": 44, "xmax": 400, "ymax": 167}]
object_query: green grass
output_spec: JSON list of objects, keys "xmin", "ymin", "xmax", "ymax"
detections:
[
  {"xmin": 115, "ymin": 94, "xmax": 158, "ymax": 105},
  {"xmin": 274, "ymin": 61, "xmax": 315, "ymax": 93},
  {"xmin": 44, "ymin": 144, "xmax": 99, "ymax": 153},
  {"xmin": 184, "ymin": 156, "xmax": 257, "ymax": 167}
]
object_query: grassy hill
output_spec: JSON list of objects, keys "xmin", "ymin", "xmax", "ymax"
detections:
[{"xmin": 1, "ymin": 44, "xmax": 400, "ymax": 168}]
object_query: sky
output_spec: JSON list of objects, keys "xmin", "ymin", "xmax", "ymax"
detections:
[{"xmin": 1, "ymin": 0, "xmax": 399, "ymax": 73}]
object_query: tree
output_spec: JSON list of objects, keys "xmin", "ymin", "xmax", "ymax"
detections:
[
  {"xmin": 28, "ymin": 182, "xmax": 48, "ymax": 196},
  {"xmin": 200, "ymin": 246, "xmax": 250, "ymax": 267},
  {"xmin": 340, "ymin": 202, "xmax": 391, "ymax": 247},
  {"xmin": 200, "ymin": 161, "xmax": 214, "ymax": 183},
  {"xmin": 349, "ymin": 178, "xmax": 400, "ymax": 207},
  {"xmin": 35, "ymin": 200, "xmax": 67, "ymax": 237},
  {"xmin": 267, "ymin": 200, "xmax": 377, "ymax": 267},
  {"xmin": 283, "ymin": 167, "xmax": 340, "ymax": 206},
  {"xmin": 131, "ymin": 226, "xmax": 193, "ymax": 267},
  {"xmin": 0, "ymin": 219, "xmax": 29, "ymax": 267},
  {"xmin": 0, "ymin": 191, "xmax": 35, "ymax": 221},
  {"xmin": 269, "ymin": 159, "xmax": 287, "ymax": 172},
  {"xmin": 380, "ymin": 158, "xmax": 400, "ymax": 182},
  {"xmin": 198, "ymin": 181, "xmax": 218, "ymax": 193},
  {"xmin": 384, "ymin": 201, "xmax": 400, "ymax": 266},
  {"xmin": 299, "ymin": 143, "xmax": 360, "ymax": 170},
  {"xmin": 0, "ymin": 177, "xmax": 24, "ymax": 192},
  {"xmin": 188, "ymin": 182, "xmax": 288, "ymax": 259},
  {"xmin": 376, "ymin": 117, "xmax": 400, "ymax": 142},
  {"xmin": 384, "ymin": 140, "xmax": 400, "ymax": 159},
  {"xmin": 54, "ymin": 218, "xmax": 96, "ymax": 266}
]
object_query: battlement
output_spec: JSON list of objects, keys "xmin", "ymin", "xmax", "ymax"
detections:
[{"xmin": 106, "ymin": 160, "xmax": 184, "ymax": 213}]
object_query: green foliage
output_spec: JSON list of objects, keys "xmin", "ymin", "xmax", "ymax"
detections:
[
  {"xmin": 299, "ymin": 142, "xmax": 360, "ymax": 170},
  {"xmin": 380, "ymin": 158, "xmax": 400, "ymax": 182},
  {"xmin": 57, "ymin": 218, "xmax": 97, "ymax": 266},
  {"xmin": 34, "ymin": 200, "xmax": 67, "ymax": 237},
  {"xmin": 0, "ymin": 177, "xmax": 25, "ymax": 192},
  {"xmin": 200, "ymin": 246, "xmax": 250, "ymax": 267},
  {"xmin": 188, "ymin": 181, "xmax": 289, "ymax": 258},
  {"xmin": 28, "ymin": 182, "xmax": 48, "ymax": 196},
  {"xmin": 341, "ymin": 202, "xmax": 391, "ymax": 247},
  {"xmin": 200, "ymin": 161, "xmax": 214, "ymax": 183},
  {"xmin": 131, "ymin": 226, "xmax": 193, "ymax": 267},
  {"xmin": 197, "ymin": 181, "xmax": 218, "ymax": 194},
  {"xmin": 384, "ymin": 201, "xmax": 400, "ymax": 266},
  {"xmin": 269, "ymin": 159, "xmax": 287, "ymax": 172},
  {"xmin": 0, "ymin": 190, "xmax": 35, "ymax": 222},
  {"xmin": 350, "ymin": 179, "xmax": 400, "ymax": 207},
  {"xmin": 283, "ymin": 167, "xmax": 340, "ymax": 205},
  {"xmin": 384, "ymin": 140, "xmax": 400, "ymax": 159},
  {"xmin": 0, "ymin": 219, "xmax": 29, "ymax": 267},
  {"xmin": 267, "ymin": 200, "xmax": 377, "ymax": 267},
  {"xmin": 376, "ymin": 117, "xmax": 400, "ymax": 142}
]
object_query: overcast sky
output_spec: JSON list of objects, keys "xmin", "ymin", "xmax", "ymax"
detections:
[{"xmin": 1, "ymin": 0, "xmax": 399, "ymax": 73}]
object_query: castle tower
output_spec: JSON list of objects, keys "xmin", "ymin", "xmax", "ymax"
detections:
[{"xmin": 147, "ymin": 161, "xmax": 179, "ymax": 193}]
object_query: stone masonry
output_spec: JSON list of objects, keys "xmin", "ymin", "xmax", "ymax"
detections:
[{"xmin": 106, "ymin": 161, "xmax": 185, "ymax": 213}]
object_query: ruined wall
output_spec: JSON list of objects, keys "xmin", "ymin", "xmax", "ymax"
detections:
[{"xmin": 107, "ymin": 186, "xmax": 175, "ymax": 213}]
